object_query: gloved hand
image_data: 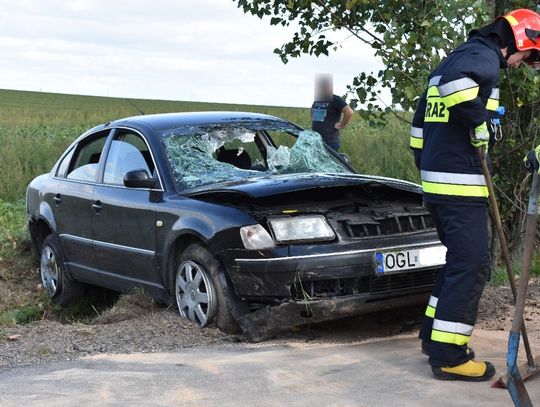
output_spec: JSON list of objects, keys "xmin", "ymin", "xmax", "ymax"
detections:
[
  {"xmin": 471, "ymin": 122, "xmax": 489, "ymax": 149},
  {"xmin": 524, "ymin": 145, "xmax": 540, "ymax": 174}
]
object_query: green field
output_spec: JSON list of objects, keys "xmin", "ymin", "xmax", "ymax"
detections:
[{"xmin": 0, "ymin": 88, "xmax": 418, "ymax": 256}]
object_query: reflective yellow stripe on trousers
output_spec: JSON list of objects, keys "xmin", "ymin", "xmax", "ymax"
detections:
[
  {"xmin": 425, "ymin": 295, "xmax": 438, "ymax": 318},
  {"xmin": 421, "ymin": 170, "xmax": 489, "ymax": 198},
  {"xmin": 431, "ymin": 319, "xmax": 474, "ymax": 346}
]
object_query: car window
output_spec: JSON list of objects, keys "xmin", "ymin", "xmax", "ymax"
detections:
[
  {"xmin": 67, "ymin": 133, "xmax": 108, "ymax": 182},
  {"xmin": 56, "ymin": 147, "xmax": 75, "ymax": 178},
  {"xmin": 103, "ymin": 132, "xmax": 153, "ymax": 186}
]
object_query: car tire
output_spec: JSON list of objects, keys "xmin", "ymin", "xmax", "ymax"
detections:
[
  {"xmin": 175, "ymin": 243, "xmax": 241, "ymax": 334},
  {"xmin": 40, "ymin": 234, "xmax": 84, "ymax": 305}
]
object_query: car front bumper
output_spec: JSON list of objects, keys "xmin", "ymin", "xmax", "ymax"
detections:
[
  {"xmin": 223, "ymin": 237, "xmax": 443, "ymax": 299},
  {"xmin": 220, "ymin": 235, "xmax": 443, "ymax": 341}
]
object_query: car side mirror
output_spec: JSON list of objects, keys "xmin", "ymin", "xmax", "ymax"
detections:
[
  {"xmin": 123, "ymin": 169, "xmax": 158, "ymax": 189},
  {"xmin": 339, "ymin": 153, "xmax": 351, "ymax": 164}
]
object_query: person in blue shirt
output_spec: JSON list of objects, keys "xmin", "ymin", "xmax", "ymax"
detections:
[{"xmin": 311, "ymin": 75, "xmax": 354, "ymax": 151}]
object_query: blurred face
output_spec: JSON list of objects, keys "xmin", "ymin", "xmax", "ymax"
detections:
[
  {"xmin": 315, "ymin": 75, "xmax": 333, "ymax": 100},
  {"xmin": 505, "ymin": 49, "xmax": 533, "ymax": 68}
]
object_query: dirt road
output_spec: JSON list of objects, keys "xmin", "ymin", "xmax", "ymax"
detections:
[{"xmin": 1, "ymin": 330, "xmax": 539, "ymax": 407}]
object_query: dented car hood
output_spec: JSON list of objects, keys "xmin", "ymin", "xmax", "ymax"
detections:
[{"xmin": 183, "ymin": 173, "xmax": 422, "ymax": 199}]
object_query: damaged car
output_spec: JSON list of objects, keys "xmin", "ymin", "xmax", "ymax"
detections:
[{"xmin": 26, "ymin": 112, "xmax": 446, "ymax": 341}]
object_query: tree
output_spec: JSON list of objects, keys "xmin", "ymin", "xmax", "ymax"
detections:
[
  {"xmin": 235, "ymin": 0, "xmax": 539, "ymax": 259},
  {"xmin": 235, "ymin": 0, "xmax": 490, "ymax": 121}
]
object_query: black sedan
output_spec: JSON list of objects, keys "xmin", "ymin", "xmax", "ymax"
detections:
[{"xmin": 26, "ymin": 112, "xmax": 446, "ymax": 341}]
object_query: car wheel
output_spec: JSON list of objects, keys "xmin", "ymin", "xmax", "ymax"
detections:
[
  {"xmin": 175, "ymin": 243, "xmax": 240, "ymax": 333},
  {"xmin": 40, "ymin": 234, "xmax": 84, "ymax": 305}
]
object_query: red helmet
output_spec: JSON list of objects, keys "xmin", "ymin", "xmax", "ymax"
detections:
[{"xmin": 498, "ymin": 9, "xmax": 540, "ymax": 52}]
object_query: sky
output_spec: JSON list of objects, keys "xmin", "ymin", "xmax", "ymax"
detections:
[{"xmin": 0, "ymin": 0, "xmax": 383, "ymax": 107}]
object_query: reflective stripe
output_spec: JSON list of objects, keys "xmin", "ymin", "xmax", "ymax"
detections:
[
  {"xmin": 410, "ymin": 126, "xmax": 423, "ymax": 138},
  {"xmin": 431, "ymin": 330, "xmax": 470, "ymax": 346},
  {"xmin": 429, "ymin": 75, "xmax": 442, "ymax": 87},
  {"xmin": 421, "ymin": 170, "xmax": 486, "ymax": 186},
  {"xmin": 428, "ymin": 295, "xmax": 438, "ymax": 308},
  {"xmin": 426, "ymin": 85, "xmax": 440, "ymax": 97},
  {"xmin": 433, "ymin": 319, "xmax": 474, "ymax": 335},
  {"xmin": 438, "ymin": 78, "xmax": 479, "ymax": 97},
  {"xmin": 505, "ymin": 15, "xmax": 519, "ymax": 26},
  {"xmin": 441, "ymin": 87, "xmax": 479, "ymax": 108},
  {"xmin": 475, "ymin": 122, "xmax": 489, "ymax": 141},
  {"xmin": 437, "ymin": 78, "xmax": 479, "ymax": 108},
  {"xmin": 432, "ymin": 319, "xmax": 474, "ymax": 345},
  {"xmin": 425, "ymin": 295, "xmax": 438, "ymax": 318},
  {"xmin": 422, "ymin": 181, "xmax": 488, "ymax": 197},
  {"xmin": 410, "ymin": 137, "xmax": 424, "ymax": 149},
  {"xmin": 486, "ymin": 98, "xmax": 499, "ymax": 111},
  {"xmin": 490, "ymin": 88, "xmax": 500, "ymax": 99}
]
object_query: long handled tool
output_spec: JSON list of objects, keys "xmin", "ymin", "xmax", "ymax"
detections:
[
  {"xmin": 477, "ymin": 149, "xmax": 539, "ymax": 384},
  {"xmin": 506, "ymin": 171, "xmax": 540, "ymax": 407}
]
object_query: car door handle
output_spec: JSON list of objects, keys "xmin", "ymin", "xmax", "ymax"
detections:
[
  {"xmin": 92, "ymin": 200, "xmax": 102, "ymax": 213},
  {"xmin": 54, "ymin": 193, "xmax": 62, "ymax": 206}
]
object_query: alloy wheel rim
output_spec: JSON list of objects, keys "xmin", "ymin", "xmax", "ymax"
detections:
[
  {"xmin": 175, "ymin": 260, "xmax": 216, "ymax": 327},
  {"xmin": 40, "ymin": 246, "xmax": 59, "ymax": 297}
]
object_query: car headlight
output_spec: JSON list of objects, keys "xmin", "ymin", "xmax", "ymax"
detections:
[
  {"xmin": 268, "ymin": 215, "xmax": 335, "ymax": 244},
  {"xmin": 240, "ymin": 224, "xmax": 275, "ymax": 250}
]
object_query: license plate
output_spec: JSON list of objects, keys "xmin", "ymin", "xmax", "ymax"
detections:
[{"xmin": 374, "ymin": 245, "xmax": 446, "ymax": 275}]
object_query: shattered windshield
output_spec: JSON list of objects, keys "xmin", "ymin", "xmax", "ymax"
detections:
[{"xmin": 162, "ymin": 120, "xmax": 352, "ymax": 190}]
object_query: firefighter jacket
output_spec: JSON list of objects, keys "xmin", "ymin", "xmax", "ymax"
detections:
[{"xmin": 410, "ymin": 36, "xmax": 508, "ymax": 205}]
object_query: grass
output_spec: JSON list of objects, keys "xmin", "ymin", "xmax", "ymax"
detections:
[
  {"xmin": 0, "ymin": 305, "xmax": 43, "ymax": 327},
  {"xmin": 490, "ymin": 257, "xmax": 540, "ymax": 286},
  {"xmin": 0, "ymin": 199, "xmax": 29, "ymax": 259}
]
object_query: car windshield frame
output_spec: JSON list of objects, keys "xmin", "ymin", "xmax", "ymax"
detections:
[{"xmin": 159, "ymin": 119, "xmax": 354, "ymax": 192}]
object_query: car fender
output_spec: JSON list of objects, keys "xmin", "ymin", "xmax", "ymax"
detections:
[
  {"xmin": 170, "ymin": 215, "xmax": 216, "ymax": 242},
  {"xmin": 38, "ymin": 200, "xmax": 57, "ymax": 233},
  {"xmin": 160, "ymin": 209, "xmax": 251, "ymax": 292}
]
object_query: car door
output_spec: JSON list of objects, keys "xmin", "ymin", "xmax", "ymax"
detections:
[
  {"xmin": 91, "ymin": 128, "xmax": 162, "ymax": 290},
  {"xmin": 52, "ymin": 130, "xmax": 111, "ymax": 274}
]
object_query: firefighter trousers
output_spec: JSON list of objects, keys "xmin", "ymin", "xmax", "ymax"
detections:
[{"xmin": 419, "ymin": 203, "xmax": 490, "ymax": 367}]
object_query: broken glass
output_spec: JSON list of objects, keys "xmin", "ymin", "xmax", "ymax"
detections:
[
  {"xmin": 162, "ymin": 123, "xmax": 351, "ymax": 190},
  {"xmin": 268, "ymin": 130, "xmax": 349, "ymax": 175}
]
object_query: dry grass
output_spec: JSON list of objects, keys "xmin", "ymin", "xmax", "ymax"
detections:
[{"xmin": 93, "ymin": 290, "xmax": 156, "ymax": 325}]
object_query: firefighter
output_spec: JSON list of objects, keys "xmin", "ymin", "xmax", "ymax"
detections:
[{"xmin": 410, "ymin": 9, "xmax": 540, "ymax": 381}]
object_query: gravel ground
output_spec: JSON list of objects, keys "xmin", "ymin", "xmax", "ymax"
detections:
[
  {"xmin": 1, "ymin": 279, "xmax": 539, "ymax": 370},
  {"xmin": 0, "ymin": 310, "xmax": 237, "ymax": 369},
  {"xmin": 477, "ymin": 278, "xmax": 540, "ymax": 334}
]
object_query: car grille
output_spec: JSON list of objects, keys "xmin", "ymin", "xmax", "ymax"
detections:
[
  {"xmin": 369, "ymin": 269, "xmax": 438, "ymax": 293},
  {"xmin": 343, "ymin": 213, "xmax": 434, "ymax": 238},
  {"xmin": 290, "ymin": 269, "xmax": 439, "ymax": 300}
]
